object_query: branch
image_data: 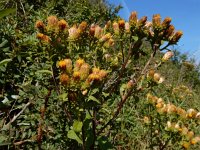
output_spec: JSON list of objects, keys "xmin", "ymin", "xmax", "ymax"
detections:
[
  {"xmin": 3, "ymin": 102, "xmax": 31, "ymax": 128},
  {"xmin": 97, "ymin": 44, "xmax": 158, "ymax": 135}
]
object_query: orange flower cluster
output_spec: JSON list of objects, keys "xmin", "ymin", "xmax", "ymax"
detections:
[
  {"xmin": 147, "ymin": 93, "xmax": 200, "ymax": 120},
  {"xmin": 58, "ymin": 58, "xmax": 107, "ymax": 89},
  {"xmin": 147, "ymin": 69, "xmax": 164, "ymax": 83}
]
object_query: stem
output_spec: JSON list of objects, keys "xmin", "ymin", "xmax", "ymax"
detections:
[
  {"xmin": 97, "ymin": 44, "xmax": 158, "ymax": 135},
  {"xmin": 90, "ymin": 107, "xmax": 97, "ymax": 149}
]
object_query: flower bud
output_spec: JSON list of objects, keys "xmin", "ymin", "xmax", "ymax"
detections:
[
  {"xmin": 129, "ymin": 11, "xmax": 138, "ymax": 26},
  {"xmin": 126, "ymin": 80, "xmax": 134, "ymax": 89},
  {"xmin": 94, "ymin": 25, "xmax": 102, "ymax": 39},
  {"xmin": 47, "ymin": 15, "xmax": 58, "ymax": 27},
  {"xmin": 143, "ymin": 116, "xmax": 150, "ymax": 124},
  {"xmin": 35, "ymin": 20, "xmax": 45, "ymax": 30},
  {"xmin": 138, "ymin": 16, "xmax": 147, "ymax": 27},
  {"xmin": 170, "ymin": 30, "xmax": 183, "ymax": 44},
  {"xmin": 165, "ymin": 25, "xmax": 175, "ymax": 38},
  {"xmin": 125, "ymin": 22, "xmax": 130, "ymax": 33},
  {"xmin": 113, "ymin": 22, "xmax": 119, "ymax": 35},
  {"xmin": 153, "ymin": 73, "xmax": 161, "ymax": 82},
  {"xmin": 118, "ymin": 19, "xmax": 125, "ymax": 29},
  {"xmin": 75, "ymin": 58, "xmax": 85, "ymax": 70},
  {"xmin": 79, "ymin": 21, "xmax": 87, "ymax": 32},
  {"xmin": 147, "ymin": 69, "xmax": 155, "ymax": 78},
  {"xmin": 162, "ymin": 51, "xmax": 174, "ymax": 62},
  {"xmin": 89, "ymin": 24, "xmax": 95, "ymax": 37},
  {"xmin": 162, "ymin": 17, "xmax": 172, "ymax": 28},
  {"xmin": 73, "ymin": 71, "xmax": 81, "ymax": 81},
  {"xmin": 68, "ymin": 26, "xmax": 80, "ymax": 40},
  {"xmin": 58, "ymin": 19, "xmax": 68, "ymax": 30},
  {"xmin": 99, "ymin": 33, "xmax": 111, "ymax": 42},
  {"xmin": 191, "ymin": 136, "xmax": 200, "ymax": 145},
  {"xmin": 60, "ymin": 74, "xmax": 70, "ymax": 85},
  {"xmin": 58, "ymin": 60, "xmax": 67, "ymax": 70},
  {"xmin": 152, "ymin": 14, "xmax": 161, "ymax": 28}
]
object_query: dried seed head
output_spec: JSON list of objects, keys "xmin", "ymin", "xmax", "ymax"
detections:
[
  {"xmin": 170, "ymin": 30, "xmax": 183, "ymax": 44},
  {"xmin": 113, "ymin": 22, "xmax": 119, "ymax": 35}
]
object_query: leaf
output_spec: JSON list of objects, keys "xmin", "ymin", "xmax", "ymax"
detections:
[
  {"xmin": 36, "ymin": 70, "xmax": 53, "ymax": 75},
  {"xmin": 88, "ymin": 95, "xmax": 100, "ymax": 104},
  {"xmin": 0, "ymin": 8, "xmax": 16, "ymax": 19},
  {"xmin": 67, "ymin": 130, "xmax": 83, "ymax": 144},
  {"xmin": 0, "ymin": 59, "xmax": 12, "ymax": 67},
  {"xmin": 133, "ymin": 36, "xmax": 138, "ymax": 41},
  {"xmin": 0, "ymin": 40, "xmax": 8, "ymax": 48},
  {"xmin": 73, "ymin": 120, "xmax": 83, "ymax": 132}
]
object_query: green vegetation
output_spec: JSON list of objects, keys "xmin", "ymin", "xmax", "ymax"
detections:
[{"xmin": 0, "ymin": 0, "xmax": 200, "ymax": 149}]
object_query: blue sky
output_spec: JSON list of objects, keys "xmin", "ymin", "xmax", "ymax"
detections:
[{"xmin": 108, "ymin": 0, "xmax": 200, "ymax": 62}]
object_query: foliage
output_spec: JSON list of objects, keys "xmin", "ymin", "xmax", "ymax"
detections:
[{"xmin": 0, "ymin": 0, "xmax": 200, "ymax": 150}]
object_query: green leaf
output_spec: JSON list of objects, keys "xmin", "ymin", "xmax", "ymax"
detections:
[
  {"xmin": 67, "ymin": 130, "xmax": 83, "ymax": 144},
  {"xmin": 88, "ymin": 95, "xmax": 100, "ymax": 104},
  {"xmin": 73, "ymin": 120, "xmax": 83, "ymax": 132},
  {"xmin": 133, "ymin": 36, "xmax": 138, "ymax": 41},
  {"xmin": 0, "ymin": 40, "xmax": 8, "ymax": 48},
  {"xmin": 0, "ymin": 59, "xmax": 12, "ymax": 67},
  {"xmin": 36, "ymin": 70, "xmax": 53, "ymax": 75},
  {"xmin": 0, "ymin": 8, "xmax": 16, "ymax": 19}
]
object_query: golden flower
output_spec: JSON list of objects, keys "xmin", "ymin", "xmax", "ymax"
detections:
[
  {"xmin": 162, "ymin": 17, "xmax": 172, "ymax": 28},
  {"xmin": 153, "ymin": 73, "xmax": 161, "ymax": 82},
  {"xmin": 187, "ymin": 109, "xmax": 197, "ymax": 118},
  {"xmin": 68, "ymin": 26, "xmax": 80, "ymax": 40},
  {"xmin": 47, "ymin": 15, "xmax": 58, "ymax": 27},
  {"xmin": 36, "ymin": 33, "xmax": 44, "ymax": 39},
  {"xmin": 129, "ymin": 11, "xmax": 138, "ymax": 25},
  {"xmin": 65, "ymin": 59, "xmax": 72, "ymax": 73},
  {"xmin": 58, "ymin": 60, "xmax": 67, "ymax": 70},
  {"xmin": 182, "ymin": 141, "xmax": 190, "ymax": 149},
  {"xmin": 170, "ymin": 30, "xmax": 183, "ymax": 44},
  {"xmin": 191, "ymin": 136, "xmax": 200, "ymax": 145},
  {"xmin": 143, "ymin": 116, "xmax": 150, "ymax": 124},
  {"xmin": 88, "ymin": 73, "xmax": 100, "ymax": 82},
  {"xmin": 152, "ymin": 14, "xmax": 161, "ymax": 27},
  {"xmin": 99, "ymin": 70, "xmax": 107, "ymax": 80},
  {"xmin": 35, "ymin": 20, "xmax": 45, "ymax": 29},
  {"xmin": 126, "ymin": 80, "xmax": 134, "ymax": 89},
  {"xmin": 187, "ymin": 131, "xmax": 194, "ymax": 139},
  {"xmin": 75, "ymin": 58, "xmax": 85, "ymax": 69},
  {"xmin": 92, "ymin": 67, "xmax": 100, "ymax": 74},
  {"xmin": 147, "ymin": 69, "xmax": 155, "ymax": 78},
  {"xmin": 58, "ymin": 19, "xmax": 68, "ymax": 30},
  {"xmin": 138, "ymin": 16, "xmax": 147, "ymax": 27},
  {"xmin": 165, "ymin": 25, "xmax": 175, "ymax": 38},
  {"xmin": 118, "ymin": 19, "xmax": 125, "ymax": 29},
  {"xmin": 99, "ymin": 33, "xmax": 111, "ymax": 42},
  {"xmin": 36, "ymin": 33, "xmax": 50, "ymax": 43},
  {"xmin": 125, "ymin": 22, "xmax": 130, "ymax": 33},
  {"xmin": 73, "ymin": 71, "xmax": 81, "ymax": 81},
  {"xmin": 94, "ymin": 25, "xmax": 102, "ymax": 39},
  {"xmin": 79, "ymin": 21, "xmax": 87, "ymax": 32},
  {"xmin": 60, "ymin": 74, "xmax": 70, "ymax": 85},
  {"xmin": 113, "ymin": 22, "xmax": 119, "ymax": 35},
  {"xmin": 89, "ymin": 24, "xmax": 95, "ymax": 37}
]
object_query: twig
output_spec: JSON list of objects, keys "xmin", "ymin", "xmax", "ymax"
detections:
[
  {"xmin": 3, "ymin": 102, "xmax": 31, "ymax": 128},
  {"xmin": 97, "ymin": 44, "xmax": 158, "ymax": 135}
]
